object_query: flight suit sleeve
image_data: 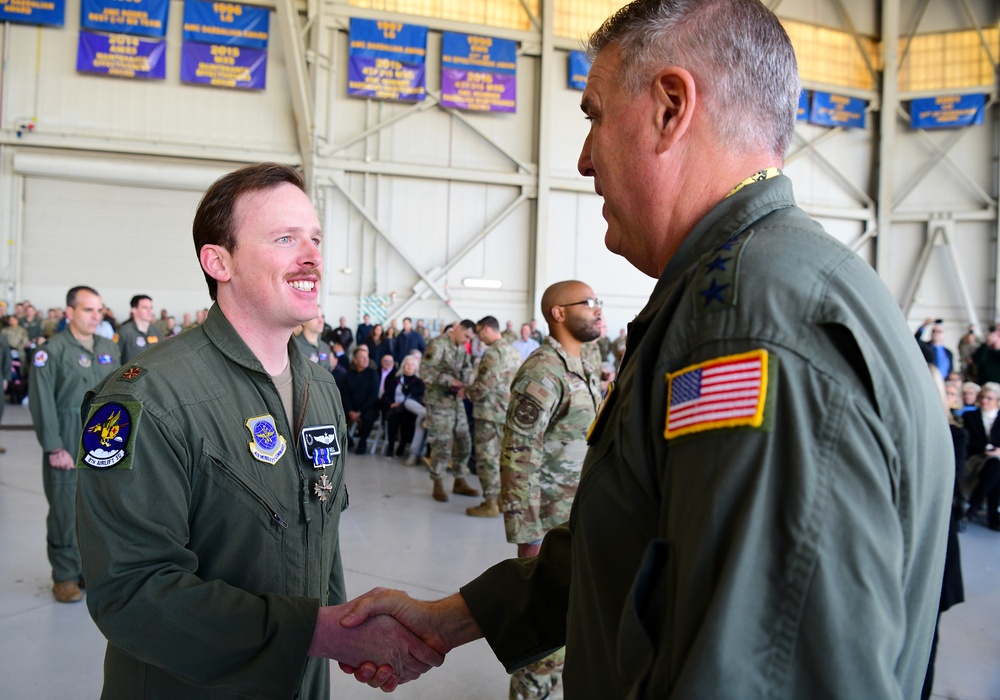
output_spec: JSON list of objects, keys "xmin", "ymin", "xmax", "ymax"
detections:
[
  {"xmin": 460, "ymin": 524, "xmax": 571, "ymax": 672},
  {"xmin": 621, "ymin": 342, "xmax": 921, "ymax": 699},
  {"xmin": 500, "ymin": 369, "xmax": 561, "ymax": 544},
  {"xmin": 76, "ymin": 399, "xmax": 319, "ymax": 699},
  {"xmin": 28, "ymin": 345, "xmax": 65, "ymax": 452}
]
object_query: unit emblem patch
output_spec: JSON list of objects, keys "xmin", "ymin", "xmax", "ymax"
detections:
[
  {"xmin": 80, "ymin": 402, "xmax": 138, "ymax": 470},
  {"xmin": 245, "ymin": 414, "xmax": 287, "ymax": 465}
]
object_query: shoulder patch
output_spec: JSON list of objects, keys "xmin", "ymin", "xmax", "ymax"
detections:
[
  {"xmin": 511, "ymin": 397, "xmax": 542, "ymax": 430},
  {"xmin": 692, "ymin": 230, "xmax": 755, "ymax": 317},
  {"xmin": 33, "ymin": 350, "xmax": 48, "ymax": 367},
  {"xmin": 78, "ymin": 401, "xmax": 141, "ymax": 470},
  {"xmin": 664, "ymin": 349, "xmax": 772, "ymax": 439}
]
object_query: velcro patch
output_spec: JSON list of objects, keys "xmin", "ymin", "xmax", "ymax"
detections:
[
  {"xmin": 664, "ymin": 350, "xmax": 769, "ymax": 439},
  {"xmin": 511, "ymin": 397, "xmax": 541, "ymax": 430},
  {"xmin": 78, "ymin": 401, "xmax": 141, "ymax": 470}
]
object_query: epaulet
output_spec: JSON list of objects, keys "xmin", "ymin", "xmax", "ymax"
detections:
[
  {"xmin": 691, "ymin": 229, "xmax": 756, "ymax": 318},
  {"xmin": 118, "ymin": 365, "xmax": 146, "ymax": 383}
]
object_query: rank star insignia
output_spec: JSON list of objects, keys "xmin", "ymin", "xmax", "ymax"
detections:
[{"xmin": 314, "ymin": 474, "xmax": 334, "ymax": 502}]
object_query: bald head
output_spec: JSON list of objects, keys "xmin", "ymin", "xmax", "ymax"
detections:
[{"xmin": 540, "ymin": 280, "xmax": 602, "ymax": 354}]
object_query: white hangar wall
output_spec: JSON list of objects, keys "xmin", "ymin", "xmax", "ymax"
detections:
[{"xmin": 0, "ymin": 0, "xmax": 997, "ymax": 343}]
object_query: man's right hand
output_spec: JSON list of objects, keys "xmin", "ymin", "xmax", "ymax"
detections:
[{"xmin": 48, "ymin": 449, "xmax": 75, "ymax": 470}]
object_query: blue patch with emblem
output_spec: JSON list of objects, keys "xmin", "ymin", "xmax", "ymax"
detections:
[
  {"xmin": 79, "ymin": 402, "xmax": 137, "ymax": 469},
  {"xmin": 34, "ymin": 350, "xmax": 48, "ymax": 367},
  {"xmin": 78, "ymin": 354, "xmax": 92, "ymax": 368},
  {"xmin": 245, "ymin": 414, "xmax": 287, "ymax": 465},
  {"xmin": 319, "ymin": 352, "xmax": 329, "ymax": 361},
  {"xmin": 98, "ymin": 354, "xmax": 113, "ymax": 365}
]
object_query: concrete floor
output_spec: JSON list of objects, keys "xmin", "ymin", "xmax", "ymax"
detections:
[{"xmin": 1, "ymin": 402, "xmax": 998, "ymax": 699}]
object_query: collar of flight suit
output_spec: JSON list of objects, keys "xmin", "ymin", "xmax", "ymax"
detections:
[
  {"xmin": 620, "ymin": 175, "xmax": 797, "ymax": 373},
  {"xmin": 201, "ymin": 303, "xmax": 310, "ymax": 379}
]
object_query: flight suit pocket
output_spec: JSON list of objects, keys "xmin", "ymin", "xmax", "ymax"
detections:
[
  {"xmin": 617, "ymin": 538, "xmax": 672, "ymax": 696},
  {"xmin": 190, "ymin": 441, "xmax": 289, "ymax": 593}
]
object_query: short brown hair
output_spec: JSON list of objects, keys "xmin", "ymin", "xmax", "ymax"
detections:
[{"xmin": 193, "ymin": 163, "xmax": 306, "ymax": 300}]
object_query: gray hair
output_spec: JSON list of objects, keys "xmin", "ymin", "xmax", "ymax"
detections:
[{"xmin": 587, "ymin": 0, "xmax": 800, "ymax": 159}]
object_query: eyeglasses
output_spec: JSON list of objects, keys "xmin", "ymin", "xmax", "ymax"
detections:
[{"xmin": 560, "ymin": 298, "xmax": 603, "ymax": 310}]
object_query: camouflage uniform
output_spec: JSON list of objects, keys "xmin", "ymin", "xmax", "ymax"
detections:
[
  {"xmin": 422, "ymin": 333, "xmax": 473, "ymax": 482},
  {"xmin": 501, "ymin": 336, "xmax": 601, "ymax": 699},
  {"xmin": 465, "ymin": 337, "xmax": 522, "ymax": 499},
  {"xmin": 610, "ymin": 334, "xmax": 627, "ymax": 367},
  {"xmin": 502, "ymin": 328, "xmax": 518, "ymax": 343},
  {"xmin": 581, "ymin": 340, "xmax": 603, "ymax": 371}
]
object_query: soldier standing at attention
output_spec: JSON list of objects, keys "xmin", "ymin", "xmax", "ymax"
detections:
[
  {"xmin": 29, "ymin": 286, "xmax": 120, "ymax": 602},
  {"xmin": 421, "ymin": 320, "xmax": 480, "ymax": 502},
  {"xmin": 465, "ymin": 315, "xmax": 523, "ymax": 518},
  {"xmin": 501, "ymin": 280, "xmax": 603, "ymax": 699},
  {"xmin": 116, "ymin": 294, "xmax": 164, "ymax": 364},
  {"xmin": 295, "ymin": 311, "xmax": 334, "ymax": 371}
]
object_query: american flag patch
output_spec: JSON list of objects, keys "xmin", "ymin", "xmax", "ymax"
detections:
[{"xmin": 664, "ymin": 350, "xmax": 769, "ymax": 439}]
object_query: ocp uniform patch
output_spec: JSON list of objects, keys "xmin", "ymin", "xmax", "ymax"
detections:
[
  {"xmin": 512, "ymin": 397, "xmax": 541, "ymax": 430},
  {"xmin": 78, "ymin": 401, "xmax": 142, "ymax": 470}
]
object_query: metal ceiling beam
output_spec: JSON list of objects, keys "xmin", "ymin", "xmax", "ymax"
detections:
[
  {"xmin": 275, "ymin": 0, "xmax": 316, "ymax": 191},
  {"xmin": 874, "ymin": 0, "xmax": 899, "ymax": 280}
]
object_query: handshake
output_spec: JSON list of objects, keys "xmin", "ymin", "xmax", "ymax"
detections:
[{"xmin": 308, "ymin": 588, "xmax": 483, "ymax": 692}]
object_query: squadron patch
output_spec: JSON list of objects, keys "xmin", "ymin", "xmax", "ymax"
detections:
[
  {"xmin": 33, "ymin": 350, "xmax": 48, "ymax": 368},
  {"xmin": 79, "ymin": 402, "xmax": 140, "ymax": 470},
  {"xmin": 245, "ymin": 414, "xmax": 287, "ymax": 465},
  {"xmin": 664, "ymin": 349, "xmax": 771, "ymax": 440},
  {"xmin": 512, "ymin": 397, "xmax": 541, "ymax": 430},
  {"xmin": 98, "ymin": 354, "xmax": 114, "ymax": 365},
  {"xmin": 78, "ymin": 354, "xmax": 92, "ymax": 368},
  {"xmin": 300, "ymin": 425, "xmax": 341, "ymax": 468}
]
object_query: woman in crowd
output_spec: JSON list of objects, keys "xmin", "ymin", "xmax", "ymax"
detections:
[{"xmin": 381, "ymin": 354, "xmax": 425, "ymax": 458}]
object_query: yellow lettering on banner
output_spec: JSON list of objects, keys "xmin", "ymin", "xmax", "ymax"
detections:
[
  {"xmin": 196, "ymin": 60, "xmax": 252, "ymax": 87},
  {"xmin": 377, "ymin": 21, "xmax": 402, "ymax": 39},
  {"xmin": 91, "ymin": 50, "xmax": 153, "ymax": 77},
  {"xmin": 1, "ymin": 0, "xmax": 57, "ymax": 13}
]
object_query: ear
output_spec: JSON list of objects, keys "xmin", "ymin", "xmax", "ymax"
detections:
[
  {"xmin": 651, "ymin": 66, "xmax": 697, "ymax": 155},
  {"xmin": 549, "ymin": 305, "xmax": 566, "ymax": 324},
  {"xmin": 199, "ymin": 244, "xmax": 233, "ymax": 285}
]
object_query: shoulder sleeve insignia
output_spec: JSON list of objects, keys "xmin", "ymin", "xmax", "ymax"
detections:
[
  {"xmin": 33, "ymin": 350, "xmax": 48, "ymax": 368},
  {"xmin": 664, "ymin": 349, "xmax": 773, "ymax": 440},
  {"xmin": 511, "ymin": 397, "xmax": 541, "ymax": 431},
  {"xmin": 78, "ymin": 401, "xmax": 141, "ymax": 470}
]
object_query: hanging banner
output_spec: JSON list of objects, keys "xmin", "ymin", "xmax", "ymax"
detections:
[
  {"xmin": 568, "ymin": 51, "xmax": 590, "ymax": 91},
  {"xmin": 910, "ymin": 94, "xmax": 985, "ymax": 130},
  {"xmin": 440, "ymin": 31, "xmax": 517, "ymax": 113},
  {"xmin": 81, "ymin": 0, "xmax": 168, "ymax": 38},
  {"xmin": 796, "ymin": 90, "xmax": 809, "ymax": 121},
  {"xmin": 77, "ymin": 30, "xmax": 166, "ymax": 79},
  {"xmin": 180, "ymin": 40, "xmax": 266, "ymax": 89},
  {"xmin": 0, "ymin": 0, "xmax": 65, "ymax": 26},
  {"xmin": 182, "ymin": 0, "xmax": 268, "ymax": 49},
  {"xmin": 347, "ymin": 18, "xmax": 427, "ymax": 102},
  {"xmin": 809, "ymin": 91, "xmax": 866, "ymax": 129}
]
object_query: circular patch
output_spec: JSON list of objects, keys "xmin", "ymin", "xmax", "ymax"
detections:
[
  {"xmin": 513, "ymin": 398, "xmax": 541, "ymax": 429},
  {"xmin": 309, "ymin": 353, "xmax": 319, "ymax": 363},
  {"xmin": 78, "ymin": 354, "xmax": 92, "ymax": 368},
  {"xmin": 82, "ymin": 403, "xmax": 131, "ymax": 469},
  {"xmin": 136, "ymin": 337, "xmax": 146, "ymax": 347},
  {"xmin": 33, "ymin": 350, "xmax": 48, "ymax": 367}
]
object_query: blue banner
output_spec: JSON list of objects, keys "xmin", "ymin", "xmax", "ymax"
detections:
[
  {"xmin": 911, "ymin": 94, "xmax": 985, "ymax": 130},
  {"xmin": 568, "ymin": 51, "xmax": 590, "ymax": 91},
  {"xmin": 0, "ymin": 0, "xmax": 65, "ymax": 26},
  {"xmin": 183, "ymin": 0, "xmax": 268, "ymax": 50},
  {"xmin": 347, "ymin": 18, "xmax": 427, "ymax": 102},
  {"xmin": 440, "ymin": 31, "xmax": 517, "ymax": 113},
  {"xmin": 809, "ymin": 92, "xmax": 866, "ymax": 129},
  {"xmin": 81, "ymin": 0, "xmax": 168, "ymax": 37},
  {"xmin": 180, "ymin": 40, "xmax": 266, "ymax": 89},
  {"xmin": 77, "ymin": 30, "xmax": 166, "ymax": 79},
  {"xmin": 797, "ymin": 90, "xmax": 809, "ymax": 121}
]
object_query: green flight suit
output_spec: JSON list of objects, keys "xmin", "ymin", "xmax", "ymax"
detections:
[
  {"xmin": 461, "ymin": 175, "xmax": 952, "ymax": 699},
  {"xmin": 28, "ymin": 330, "xmax": 120, "ymax": 583},
  {"xmin": 76, "ymin": 304, "xmax": 348, "ymax": 700},
  {"xmin": 294, "ymin": 333, "xmax": 334, "ymax": 372},
  {"xmin": 115, "ymin": 318, "xmax": 164, "ymax": 364}
]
